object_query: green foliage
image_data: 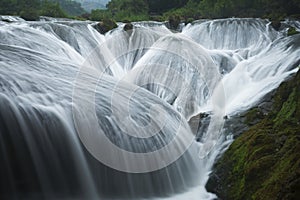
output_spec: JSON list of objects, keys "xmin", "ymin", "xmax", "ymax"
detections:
[
  {"xmin": 287, "ymin": 27, "xmax": 300, "ymax": 36},
  {"xmin": 19, "ymin": 8, "xmax": 40, "ymax": 21},
  {"xmin": 1, "ymin": 0, "xmax": 300, "ymax": 22},
  {"xmin": 0, "ymin": 0, "xmax": 40, "ymax": 16},
  {"xmin": 147, "ymin": 0, "xmax": 189, "ymax": 13},
  {"xmin": 90, "ymin": 9, "xmax": 112, "ymax": 21},
  {"xmin": 107, "ymin": 0, "xmax": 149, "ymax": 14},
  {"xmin": 162, "ymin": 0, "xmax": 300, "ymax": 20},
  {"xmin": 47, "ymin": 0, "xmax": 85, "ymax": 16},
  {"xmin": 0, "ymin": 0, "xmax": 86, "ymax": 19},
  {"xmin": 40, "ymin": 1, "xmax": 67, "ymax": 18},
  {"xmin": 0, "ymin": 0, "xmax": 18, "ymax": 15},
  {"xmin": 163, "ymin": 1, "xmax": 201, "ymax": 20},
  {"xmin": 106, "ymin": 0, "xmax": 149, "ymax": 21}
]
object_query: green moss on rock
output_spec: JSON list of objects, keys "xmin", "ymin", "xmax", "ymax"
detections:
[
  {"xmin": 288, "ymin": 27, "xmax": 300, "ymax": 36},
  {"xmin": 244, "ymin": 107, "xmax": 265, "ymax": 125},
  {"xmin": 206, "ymin": 71, "xmax": 300, "ymax": 200}
]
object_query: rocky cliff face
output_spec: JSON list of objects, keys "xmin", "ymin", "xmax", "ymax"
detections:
[{"xmin": 206, "ymin": 70, "xmax": 300, "ymax": 200}]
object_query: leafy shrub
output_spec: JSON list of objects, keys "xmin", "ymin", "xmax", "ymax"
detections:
[
  {"xmin": 90, "ymin": 9, "xmax": 112, "ymax": 21},
  {"xmin": 39, "ymin": 2, "xmax": 67, "ymax": 18}
]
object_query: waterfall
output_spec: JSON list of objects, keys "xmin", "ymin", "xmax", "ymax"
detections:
[{"xmin": 0, "ymin": 17, "xmax": 299, "ymax": 199}]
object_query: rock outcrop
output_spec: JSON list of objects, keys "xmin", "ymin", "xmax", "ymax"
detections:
[
  {"xmin": 206, "ymin": 70, "xmax": 300, "ymax": 200},
  {"xmin": 93, "ymin": 19, "xmax": 117, "ymax": 34}
]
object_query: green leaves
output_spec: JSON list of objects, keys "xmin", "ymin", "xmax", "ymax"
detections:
[
  {"xmin": 100, "ymin": 0, "xmax": 150, "ymax": 22},
  {"xmin": 0, "ymin": 0, "xmax": 85, "ymax": 18},
  {"xmin": 39, "ymin": 1, "xmax": 67, "ymax": 18}
]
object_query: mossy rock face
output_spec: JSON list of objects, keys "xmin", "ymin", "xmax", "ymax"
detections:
[
  {"xmin": 206, "ymin": 71, "xmax": 300, "ymax": 200},
  {"xmin": 93, "ymin": 19, "xmax": 117, "ymax": 34},
  {"xmin": 288, "ymin": 27, "xmax": 300, "ymax": 36},
  {"xmin": 244, "ymin": 107, "xmax": 265, "ymax": 125}
]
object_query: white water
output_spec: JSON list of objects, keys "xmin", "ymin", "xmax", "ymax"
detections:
[{"xmin": 0, "ymin": 17, "xmax": 299, "ymax": 199}]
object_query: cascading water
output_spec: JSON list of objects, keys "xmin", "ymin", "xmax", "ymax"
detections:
[{"xmin": 0, "ymin": 17, "xmax": 299, "ymax": 200}]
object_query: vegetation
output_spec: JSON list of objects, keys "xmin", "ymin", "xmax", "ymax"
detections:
[
  {"xmin": 206, "ymin": 70, "xmax": 300, "ymax": 199},
  {"xmin": 288, "ymin": 27, "xmax": 300, "ymax": 36},
  {"xmin": 106, "ymin": 0, "xmax": 149, "ymax": 21},
  {"xmin": 51, "ymin": 0, "xmax": 85, "ymax": 16},
  {"xmin": 162, "ymin": 0, "xmax": 300, "ymax": 20},
  {"xmin": 39, "ymin": 1, "xmax": 67, "ymax": 18},
  {"xmin": 147, "ymin": 0, "xmax": 189, "ymax": 13},
  {"xmin": 1, "ymin": 0, "xmax": 300, "ymax": 22},
  {"xmin": 0, "ymin": 0, "xmax": 84, "ymax": 20},
  {"xmin": 19, "ymin": 8, "xmax": 40, "ymax": 21},
  {"xmin": 86, "ymin": 0, "xmax": 300, "ymax": 23},
  {"xmin": 90, "ymin": 9, "xmax": 112, "ymax": 21}
]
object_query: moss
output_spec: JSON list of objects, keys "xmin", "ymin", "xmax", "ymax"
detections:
[
  {"xmin": 273, "ymin": 89, "xmax": 297, "ymax": 127},
  {"xmin": 287, "ymin": 27, "xmax": 300, "ymax": 36},
  {"xmin": 207, "ymin": 71, "xmax": 300, "ymax": 200},
  {"xmin": 244, "ymin": 107, "xmax": 264, "ymax": 125}
]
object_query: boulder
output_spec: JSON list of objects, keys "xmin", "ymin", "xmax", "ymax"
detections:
[
  {"xmin": 93, "ymin": 19, "xmax": 117, "ymax": 34},
  {"xmin": 168, "ymin": 15, "xmax": 181, "ymax": 31},
  {"xmin": 123, "ymin": 23, "xmax": 134, "ymax": 32}
]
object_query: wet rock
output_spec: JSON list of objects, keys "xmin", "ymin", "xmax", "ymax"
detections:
[
  {"xmin": 123, "ymin": 23, "xmax": 134, "ymax": 32},
  {"xmin": 188, "ymin": 112, "xmax": 210, "ymax": 140},
  {"xmin": 93, "ymin": 19, "xmax": 117, "ymax": 34},
  {"xmin": 167, "ymin": 15, "xmax": 181, "ymax": 31},
  {"xmin": 270, "ymin": 20, "xmax": 281, "ymax": 31},
  {"xmin": 222, "ymin": 114, "xmax": 249, "ymax": 138}
]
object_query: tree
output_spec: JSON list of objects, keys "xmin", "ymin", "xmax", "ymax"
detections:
[
  {"xmin": 106, "ymin": 0, "xmax": 149, "ymax": 21},
  {"xmin": 0, "ymin": 0, "xmax": 18, "ymax": 15},
  {"xmin": 40, "ymin": 1, "xmax": 67, "ymax": 18},
  {"xmin": 41, "ymin": 0, "xmax": 85, "ymax": 16},
  {"xmin": 90, "ymin": 9, "xmax": 112, "ymax": 21},
  {"xmin": 147, "ymin": 0, "xmax": 188, "ymax": 13}
]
